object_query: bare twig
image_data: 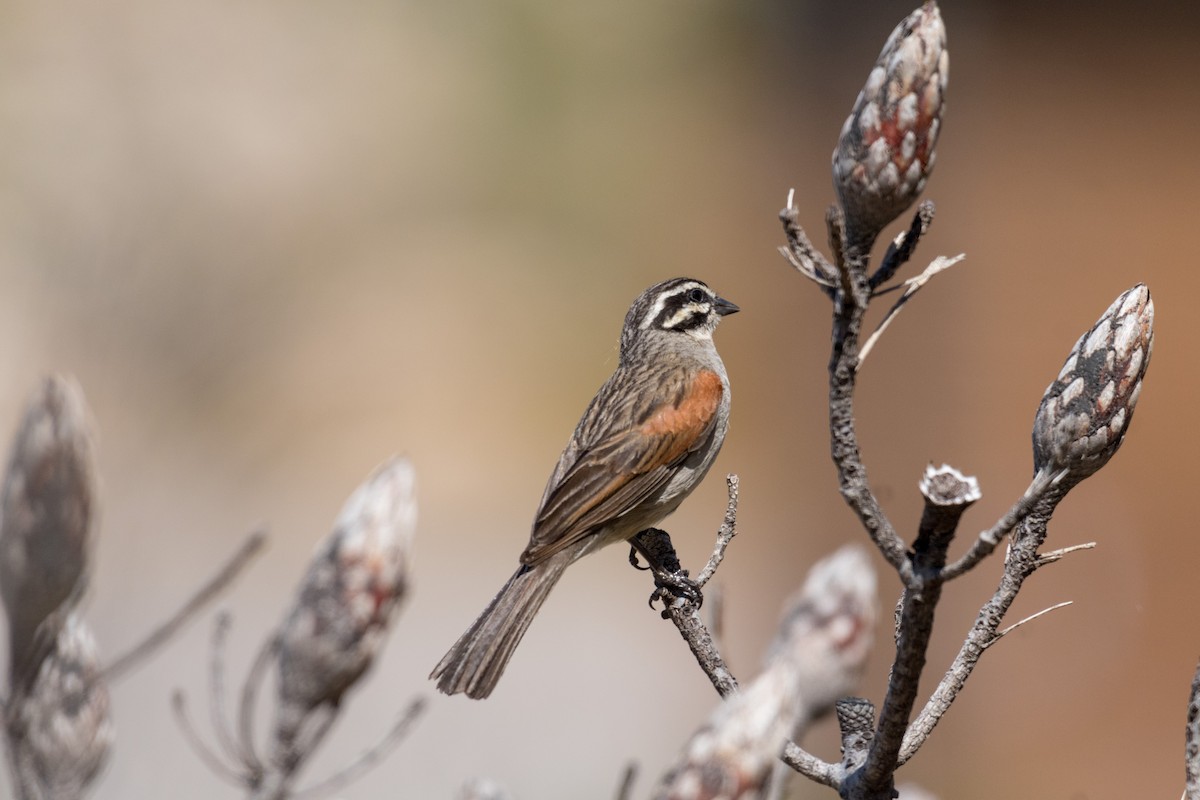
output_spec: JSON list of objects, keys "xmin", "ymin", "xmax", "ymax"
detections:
[
  {"xmin": 826, "ymin": 239, "xmax": 913, "ymax": 583},
  {"xmin": 856, "ymin": 253, "xmax": 965, "ymax": 366},
  {"xmin": 1036, "ymin": 542, "xmax": 1096, "ymax": 567},
  {"xmin": 781, "ymin": 742, "xmax": 840, "ymax": 788},
  {"xmin": 900, "ymin": 498, "xmax": 1058, "ymax": 764},
  {"xmin": 870, "ymin": 201, "xmax": 935, "ymax": 290},
  {"xmin": 940, "ymin": 468, "xmax": 1064, "ymax": 580},
  {"xmin": 102, "ymin": 530, "xmax": 267, "ymax": 682},
  {"xmin": 633, "ymin": 521, "xmax": 740, "ymax": 698},
  {"xmin": 292, "ymin": 698, "xmax": 427, "ymax": 800},
  {"xmin": 983, "ymin": 601, "xmax": 1073, "ymax": 649},
  {"xmin": 171, "ymin": 691, "xmax": 246, "ymax": 787},
  {"xmin": 614, "ymin": 762, "xmax": 638, "ymax": 800},
  {"xmin": 695, "ymin": 474, "xmax": 739, "ymax": 587},
  {"xmin": 779, "ymin": 193, "xmax": 837, "ymax": 290},
  {"xmin": 238, "ymin": 633, "xmax": 279, "ymax": 774},
  {"xmin": 662, "ymin": 597, "xmax": 739, "ymax": 698},
  {"xmin": 209, "ymin": 612, "xmax": 247, "ymax": 769}
]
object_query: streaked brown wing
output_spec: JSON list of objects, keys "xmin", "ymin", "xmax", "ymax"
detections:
[{"xmin": 520, "ymin": 369, "xmax": 723, "ymax": 565}]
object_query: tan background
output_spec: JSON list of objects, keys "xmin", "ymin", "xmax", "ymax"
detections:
[{"xmin": 0, "ymin": 0, "xmax": 1196, "ymax": 797}]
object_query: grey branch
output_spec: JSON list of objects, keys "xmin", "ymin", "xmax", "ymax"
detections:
[
  {"xmin": 939, "ymin": 469, "xmax": 1063, "ymax": 580},
  {"xmin": 870, "ymin": 201, "xmax": 936, "ymax": 290},
  {"xmin": 900, "ymin": 496, "xmax": 1061, "ymax": 764},
  {"xmin": 779, "ymin": 194, "xmax": 836, "ymax": 291}
]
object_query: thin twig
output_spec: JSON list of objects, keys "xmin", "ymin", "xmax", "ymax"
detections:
[
  {"xmin": 780, "ymin": 742, "xmax": 840, "ymax": 788},
  {"xmin": 900, "ymin": 499, "xmax": 1059, "ymax": 764},
  {"xmin": 102, "ymin": 530, "xmax": 268, "ymax": 683},
  {"xmin": 662, "ymin": 598, "xmax": 739, "ymax": 698},
  {"xmin": 982, "ymin": 601, "xmax": 1073, "ymax": 649},
  {"xmin": 940, "ymin": 469, "xmax": 1064, "ymax": 580},
  {"xmin": 695, "ymin": 474, "xmax": 740, "ymax": 587},
  {"xmin": 857, "ymin": 253, "xmax": 965, "ymax": 367},
  {"xmin": 869, "ymin": 200, "xmax": 935, "ymax": 290},
  {"xmin": 779, "ymin": 191, "xmax": 837, "ymax": 290},
  {"xmin": 614, "ymin": 762, "xmax": 638, "ymax": 800},
  {"xmin": 209, "ymin": 612, "xmax": 247, "ymax": 769},
  {"xmin": 291, "ymin": 698, "xmax": 428, "ymax": 800},
  {"xmin": 290, "ymin": 704, "xmax": 339, "ymax": 771},
  {"xmin": 238, "ymin": 633, "xmax": 279, "ymax": 774},
  {"xmin": 1036, "ymin": 542, "xmax": 1096, "ymax": 567},
  {"xmin": 170, "ymin": 690, "xmax": 246, "ymax": 787}
]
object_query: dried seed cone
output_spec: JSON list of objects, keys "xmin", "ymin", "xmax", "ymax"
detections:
[
  {"xmin": 7, "ymin": 613, "xmax": 113, "ymax": 800},
  {"xmin": 272, "ymin": 456, "xmax": 417, "ymax": 754},
  {"xmin": 1032, "ymin": 285, "xmax": 1153, "ymax": 482},
  {"xmin": 0, "ymin": 375, "xmax": 97, "ymax": 687},
  {"xmin": 832, "ymin": 1, "xmax": 947, "ymax": 245},
  {"xmin": 655, "ymin": 547, "xmax": 876, "ymax": 800}
]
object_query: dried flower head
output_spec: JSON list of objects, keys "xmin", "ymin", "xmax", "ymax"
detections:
[
  {"xmin": 0, "ymin": 375, "xmax": 97, "ymax": 686},
  {"xmin": 272, "ymin": 456, "xmax": 417, "ymax": 754},
  {"xmin": 655, "ymin": 547, "xmax": 877, "ymax": 800},
  {"xmin": 832, "ymin": 1, "xmax": 947, "ymax": 246},
  {"xmin": 7, "ymin": 613, "xmax": 113, "ymax": 800},
  {"xmin": 1032, "ymin": 284, "xmax": 1153, "ymax": 482}
]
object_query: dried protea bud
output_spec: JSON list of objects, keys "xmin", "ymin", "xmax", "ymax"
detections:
[
  {"xmin": 7, "ymin": 613, "xmax": 113, "ymax": 800},
  {"xmin": 1032, "ymin": 285, "xmax": 1153, "ymax": 483},
  {"xmin": 767, "ymin": 545, "xmax": 877, "ymax": 725},
  {"xmin": 271, "ymin": 456, "xmax": 417, "ymax": 759},
  {"xmin": 832, "ymin": 1, "xmax": 947, "ymax": 246},
  {"xmin": 0, "ymin": 375, "xmax": 97, "ymax": 687},
  {"xmin": 655, "ymin": 547, "xmax": 876, "ymax": 800}
]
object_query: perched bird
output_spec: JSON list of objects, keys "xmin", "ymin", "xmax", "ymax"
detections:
[{"xmin": 432, "ymin": 277, "xmax": 738, "ymax": 699}]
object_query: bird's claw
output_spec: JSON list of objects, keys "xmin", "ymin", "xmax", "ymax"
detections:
[
  {"xmin": 628, "ymin": 546, "xmax": 651, "ymax": 571},
  {"xmin": 647, "ymin": 569, "xmax": 702, "ymax": 613}
]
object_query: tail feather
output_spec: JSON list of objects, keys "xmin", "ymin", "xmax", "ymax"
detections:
[{"xmin": 431, "ymin": 552, "xmax": 573, "ymax": 699}]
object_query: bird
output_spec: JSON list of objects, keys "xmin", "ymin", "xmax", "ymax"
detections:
[{"xmin": 431, "ymin": 277, "xmax": 738, "ymax": 699}]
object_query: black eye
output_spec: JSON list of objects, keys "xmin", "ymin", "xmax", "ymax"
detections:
[{"xmin": 687, "ymin": 288, "xmax": 706, "ymax": 303}]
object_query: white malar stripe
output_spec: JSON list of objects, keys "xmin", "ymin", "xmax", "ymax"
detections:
[
  {"xmin": 641, "ymin": 280, "xmax": 707, "ymax": 329},
  {"xmin": 662, "ymin": 303, "xmax": 711, "ymax": 331}
]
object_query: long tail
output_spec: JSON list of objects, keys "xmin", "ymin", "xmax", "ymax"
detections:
[{"xmin": 431, "ymin": 549, "xmax": 575, "ymax": 699}]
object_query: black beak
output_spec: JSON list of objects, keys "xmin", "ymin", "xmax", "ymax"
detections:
[{"xmin": 714, "ymin": 295, "xmax": 740, "ymax": 317}]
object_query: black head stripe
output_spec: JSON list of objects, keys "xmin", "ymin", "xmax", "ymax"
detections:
[{"xmin": 620, "ymin": 277, "xmax": 715, "ymax": 356}]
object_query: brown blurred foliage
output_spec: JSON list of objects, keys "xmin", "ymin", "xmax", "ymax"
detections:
[{"xmin": 0, "ymin": 1, "xmax": 1196, "ymax": 798}]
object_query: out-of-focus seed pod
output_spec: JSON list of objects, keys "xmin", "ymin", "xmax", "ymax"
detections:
[
  {"xmin": 0, "ymin": 375, "xmax": 97, "ymax": 688},
  {"xmin": 1032, "ymin": 284, "xmax": 1154, "ymax": 483},
  {"xmin": 7, "ymin": 613, "xmax": 113, "ymax": 800},
  {"xmin": 655, "ymin": 547, "xmax": 876, "ymax": 800},
  {"xmin": 832, "ymin": 1, "xmax": 947, "ymax": 247},
  {"xmin": 271, "ymin": 456, "xmax": 417, "ymax": 757}
]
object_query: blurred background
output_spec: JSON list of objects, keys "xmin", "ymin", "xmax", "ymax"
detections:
[{"xmin": 0, "ymin": 0, "xmax": 1196, "ymax": 797}]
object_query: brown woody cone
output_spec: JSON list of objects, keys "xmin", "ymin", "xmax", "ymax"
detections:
[
  {"xmin": 1032, "ymin": 284, "xmax": 1153, "ymax": 483},
  {"xmin": 832, "ymin": 1, "xmax": 947, "ymax": 247}
]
